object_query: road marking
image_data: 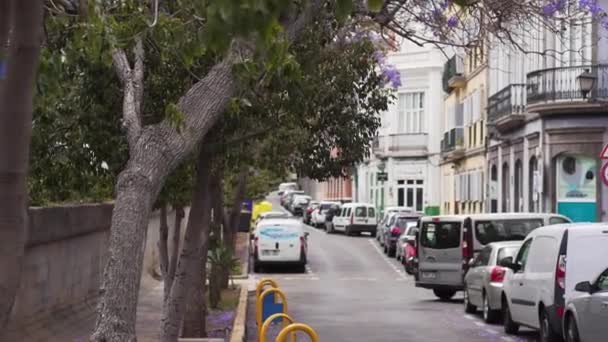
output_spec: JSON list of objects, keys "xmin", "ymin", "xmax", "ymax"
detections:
[
  {"xmin": 501, "ymin": 337, "xmax": 515, "ymax": 342},
  {"xmin": 485, "ymin": 328, "xmax": 498, "ymax": 334},
  {"xmin": 474, "ymin": 322, "xmax": 484, "ymax": 327},
  {"xmin": 338, "ymin": 277, "xmax": 378, "ymax": 281},
  {"xmin": 367, "ymin": 239, "xmax": 408, "ymax": 280},
  {"xmin": 464, "ymin": 315, "xmax": 475, "ymax": 320}
]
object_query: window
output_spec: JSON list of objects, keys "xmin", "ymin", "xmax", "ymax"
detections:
[
  {"xmin": 475, "ymin": 246, "xmax": 492, "ymax": 267},
  {"xmin": 529, "ymin": 156, "xmax": 538, "ymax": 212},
  {"xmin": 397, "ymin": 92, "xmax": 425, "ymax": 133},
  {"xmin": 397, "ymin": 179, "xmax": 424, "ymax": 211},
  {"xmin": 596, "ymin": 268, "xmax": 608, "ymax": 291},
  {"xmin": 475, "ymin": 219, "xmax": 543, "ymax": 245},
  {"xmin": 514, "ymin": 238, "xmax": 533, "ymax": 272},
  {"xmin": 420, "ymin": 222, "xmax": 461, "ymax": 249},
  {"xmin": 514, "ymin": 160, "xmax": 523, "ymax": 212},
  {"xmin": 497, "ymin": 246, "xmax": 519, "ymax": 264},
  {"xmin": 355, "ymin": 207, "xmax": 367, "ymax": 217},
  {"xmin": 346, "ymin": 208, "xmax": 352, "ymax": 217},
  {"xmin": 368, "ymin": 208, "xmax": 376, "ymax": 218},
  {"xmin": 549, "ymin": 217, "xmax": 570, "ymax": 225},
  {"xmin": 502, "ymin": 162, "xmax": 510, "ymax": 212},
  {"xmin": 528, "ymin": 236, "xmax": 557, "ymax": 273}
]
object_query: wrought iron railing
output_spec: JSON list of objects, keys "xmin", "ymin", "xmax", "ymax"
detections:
[
  {"xmin": 488, "ymin": 84, "xmax": 526, "ymax": 122},
  {"xmin": 388, "ymin": 133, "xmax": 428, "ymax": 151},
  {"xmin": 527, "ymin": 64, "xmax": 608, "ymax": 105},
  {"xmin": 442, "ymin": 55, "xmax": 464, "ymax": 92},
  {"xmin": 441, "ymin": 127, "xmax": 464, "ymax": 152}
]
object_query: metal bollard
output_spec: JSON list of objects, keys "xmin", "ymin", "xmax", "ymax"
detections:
[{"xmin": 260, "ymin": 313, "xmax": 296, "ymax": 342}]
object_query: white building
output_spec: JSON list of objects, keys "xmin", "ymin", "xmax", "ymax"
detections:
[{"xmin": 354, "ymin": 41, "xmax": 446, "ymax": 215}]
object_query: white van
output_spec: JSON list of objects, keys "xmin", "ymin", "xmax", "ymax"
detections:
[
  {"xmin": 252, "ymin": 218, "xmax": 308, "ymax": 273},
  {"xmin": 331, "ymin": 203, "xmax": 377, "ymax": 236},
  {"xmin": 501, "ymin": 223, "xmax": 608, "ymax": 342},
  {"xmin": 416, "ymin": 213, "xmax": 571, "ymax": 300}
]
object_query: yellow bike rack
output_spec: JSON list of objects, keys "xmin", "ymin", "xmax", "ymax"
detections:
[
  {"xmin": 256, "ymin": 287, "xmax": 288, "ymax": 337},
  {"xmin": 275, "ymin": 323, "xmax": 319, "ymax": 342},
  {"xmin": 255, "ymin": 278, "xmax": 279, "ymax": 300},
  {"xmin": 260, "ymin": 313, "xmax": 296, "ymax": 342}
]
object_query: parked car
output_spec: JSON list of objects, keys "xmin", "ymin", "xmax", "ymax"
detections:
[
  {"xmin": 383, "ymin": 213, "xmax": 420, "ymax": 257},
  {"xmin": 331, "ymin": 203, "xmax": 377, "ymax": 236},
  {"xmin": 281, "ymin": 190, "xmax": 305, "ymax": 207},
  {"xmin": 303, "ymin": 201, "xmax": 319, "ymax": 225},
  {"xmin": 310, "ymin": 201, "xmax": 341, "ymax": 228},
  {"xmin": 396, "ymin": 225, "xmax": 418, "ymax": 261},
  {"xmin": 564, "ymin": 266, "xmax": 608, "ymax": 342},
  {"xmin": 277, "ymin": 182, "xmax": 298, "ymax": 196},
  {"xmin": 501, "ymin": 223, "xmax": 608, "ymax": 341},
  {"xmin": 290, "ymin": 195, "xmax": 312, "ymax": 216},
  {"xmin": 252, "ymin": 218, "xmax": 309, "ymax": 273},
  {"xmin": 401, "ymin": 228, "xmax": 419, "ymax": 276},
  {"xmin": 463, "ymin": 241, "xmax": 522, "ymax": 323},
  {"xmin": 377, "ymin": 207, "xmax": 416, "ymax": 246},
  {"xmin": 416, "ymin": 213, "xmax": 571, "ymax": 301}
]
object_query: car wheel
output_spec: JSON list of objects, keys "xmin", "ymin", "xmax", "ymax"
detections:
[
  {"xmin": 345, "ymin": 226, "xmax": 352, "ymax": 236},
  {"xmin": 565, "ymin": 315, "xmax": 580, "ymax": 342},
  {"xmin": 383, "ymin": 244, "xmax": 388, "ymax": 254},
  {"xmin": 539, "ymin": 309, "xmax": 561, "ymax": 342},
  {"xmin": 482, "ymin": 292, "xmax": 500, "ymax": 323},
  {"xmin": 502, "ymin": 298, "xmax": 519, "ymax": 335},
  {"xmin": 253, "ymin": 262, "xmax": 261, "ymax": 273},
  {"xmin": 388, "ymin": 246, "xmax": 396, "ymax": 257},
  {"xmin": 463, "ymin": 285, "xmax": 477, "ymax": 313},
  {"xmin": 433, "ymin": 289, "xmax": 456, "ymax": 301}
]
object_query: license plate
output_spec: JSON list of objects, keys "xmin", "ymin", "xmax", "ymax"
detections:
[
  {"xmin": 262, "ymin": 250, "xmax": 279, "ymax": 256},
  {"xmin": 422, "ymin": 272, "xmax": 436, "ymax": 279}
]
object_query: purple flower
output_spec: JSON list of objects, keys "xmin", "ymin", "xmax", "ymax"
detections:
[
  {"xmin": 447, "ymin": 15, "xmax": 459, "ymax": 28},
  {"xmin": 580, "ymin": 0, "xmax": 604, "ymax": 15},
  {"xmin": 373, "ymin": 50, "xmax": 386, "ymax": 64},
  {"xmin": 543, "ymin": 0, "xmax": 567, "ymax": 16},
  {"xmin": 381, "ymin": 65, "xmax": 402, "ymax": 88},
  {"xmin": 440, "ymin": 0, "xmax": 450, "ymax": 10}
]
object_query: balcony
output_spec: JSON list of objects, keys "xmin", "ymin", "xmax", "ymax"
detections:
[
  {"xmin": 388, "ymin": 133, "xmax": 428, "ymax": 157},
  {"xmin": 488, "ymin": 84, "xmax": 526, "ymax": 132},
  {"xmin": 442, "ymin": 55, "xmax": 465, "ymax": 92},
  {"xmin": 526, "ymin": 64, "xmax": 608, "ymax": 114},
  {"xmin": 373, "ymin": 133, "xmax": 428, "ymax": 158},
  {"xmin": 441, "ymin": 127, "xmax": 465, "ymax": 161}
]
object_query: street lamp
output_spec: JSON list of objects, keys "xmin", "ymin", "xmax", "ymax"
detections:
[{"xmin": 577, "ymin": 68, "xmax": 597, "ymax": 100}]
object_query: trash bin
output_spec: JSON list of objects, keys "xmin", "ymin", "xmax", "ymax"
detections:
[{"xmin": 238, "ymin": 210, "xmax": 252, "ymax": 232}]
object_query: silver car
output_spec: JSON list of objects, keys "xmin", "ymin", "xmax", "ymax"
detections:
[
  {"xmin": 463, "ymin": 241, "xmax": 521, "ymax": 323},
  {"xmin": 563, "ymin": 267, "xmax": 608, "ymax": 342}
]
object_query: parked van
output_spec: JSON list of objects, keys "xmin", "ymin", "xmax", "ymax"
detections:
[
  {"xmin": 501, "ymin": 223, "xmax": 608, "ymax": 342},
  {"xmin": 416, "ymin": 213, "xmax": 571, "ymax": 300},
  {"xmin": 252, "ymin": 218, "xmax": 308, "ymax": 273},
  {"xmin": 331, "ymin": 203, "xmax": 377, "ymax": 236}
]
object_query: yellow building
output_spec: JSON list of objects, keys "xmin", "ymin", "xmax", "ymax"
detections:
[{"xmin": 440, "ymin": 46, "xmax": 488, "ymax": 214}]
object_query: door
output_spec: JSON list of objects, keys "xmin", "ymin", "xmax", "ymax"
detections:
[
  {"xmin": 584, "ymin": 268, "xmax": 608, "ymax": 340},
  {"xmin": 257, "ymin": 224, "xmax": 302, "ymax": 262},
  {"xmin": 466, "ymin": 246, "xmax": 491, "ymax": 307},
  {"xmin": 507, "ymin": 237, "xmax": 533, "ymax": 324},
  {"xmin": 353, "ymin": 206, "xmax": 370, "ymax": 226},
  {"xmin": 418, "ymin": 220, "xmax": 463, "ymax": 286}
]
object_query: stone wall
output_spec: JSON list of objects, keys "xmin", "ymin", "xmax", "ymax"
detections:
[{"xmin": 7, "ymin": 203, "xmax": 113, "ymax": 328}]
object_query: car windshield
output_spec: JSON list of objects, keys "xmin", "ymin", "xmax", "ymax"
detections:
[
  {"xmin": 395, "ymin": 218, "xmax": 417, "ymax": 233},
  {"xmin": 496, "ymin": 246, "xmax": 519, "ymax": 263},
  {"xmin": 475, "ymin": 219, "xmax": 544, "ymax": 245},
  {"xmin": 420, "ymin": 222, "xmax": 461, "ymax": 249},
  {"xmin": 319, "ymin": 204, "xmax": 332, "ymax": 211}
]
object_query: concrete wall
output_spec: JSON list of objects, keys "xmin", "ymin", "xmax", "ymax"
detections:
[{"xmin": 7, "ymin": 203, "xmax": 113, "ymax": 328}]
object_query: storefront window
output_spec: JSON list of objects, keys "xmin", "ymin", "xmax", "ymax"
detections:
[{"xmin": 556, "ymin": 154, "xmax": 597, "ymax": 222}]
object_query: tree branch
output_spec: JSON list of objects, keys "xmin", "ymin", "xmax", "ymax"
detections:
[{"xmin": 132, "ymin": 38, "xmax": 145, "ymax": 120}]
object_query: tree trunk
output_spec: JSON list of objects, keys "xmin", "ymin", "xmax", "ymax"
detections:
[
  {"xmin": 164, "ymin": 205, "xmax": 184, "ymax": 301},
  {"xmin": 91, "ymin": 3, "xmax": 325, "ymax": 339},
  {"xmin": 0, "ymin": 0, "xmax": 43, "ymax": 333},
  {"xmin": 157, "ymin": 205, "xmax": 169, "ymax": 282},
  {"xmin": 160, "ymin": 148, "xmax": 213, "ymax": 342}
]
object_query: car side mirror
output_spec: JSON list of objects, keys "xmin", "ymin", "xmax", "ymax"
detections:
[
  {"xmin": 574, "ymin": 281, "xmax": 593, "ymax": 293},
  {"xmin": 468, "ymin": 258, "xmax": 476, "ymax": 267}
]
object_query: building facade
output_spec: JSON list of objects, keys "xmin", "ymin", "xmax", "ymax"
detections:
[
  {"xmin": 354, "ymin": 41, "xmax": 445, "ymax": 215},
  {"xmin": 440, "ymin": 44, "xmax": 488, "ymax": 215},
  {"xmin": 486, "ymin": 10, "xmax": 608, "ymax": 222}
]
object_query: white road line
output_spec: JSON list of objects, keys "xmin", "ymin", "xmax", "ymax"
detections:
[
  {"xmin": 464, "ymin": 315, "xmax": 475, "ymax": 320},
  {"xmin": 484, "ymin": 328, "xmax": 498, "ymax": 335},
  {"xmin": 501, "ymin": 337, "xmax": 516, "ymax": 342},
  {"xmin": 473, "ymin": 322, "xmax": 485, "ymax": 327},
  {"xmin": 368, "ymin": 239, "xmax": 408, "ymax": 280}
]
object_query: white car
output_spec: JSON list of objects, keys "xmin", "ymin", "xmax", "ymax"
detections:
[
  {"xmin": 310, "ymin": 201, "xmax": 341, "ymax": 228},
  {"xmin": 331, "ymin": 203, "xmax": 377, "ymax": 236},
  {"xmin": 277, "ymin": 182, "xmax": 298, "ymax": 196},
  {"xmin": 252, "ymin": 218, "xmax": 308, "ymax": 273},
  {"xmin": 501, "ymin": 223, "xmax": 608, "ymax": 342}
]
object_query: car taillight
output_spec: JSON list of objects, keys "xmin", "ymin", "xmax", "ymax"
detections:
[
  {"xmin": 390, "ymin": 227, "xmax": 401, "ymax": 235},
  {"xmin": 556, "ymin": 254, "xmax": 566, "ymax": 290},
  {"xmin": 490, "ymin": 266, "xmax": 506, "ymax": 283},
  {"xmin": 462, "ymin": 240, "xmax": 471, "ymax": 259}
]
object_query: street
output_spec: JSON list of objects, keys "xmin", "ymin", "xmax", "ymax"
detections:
[{"xmin": 251, "ymin": 197, "xmax": 539, "ymax": 342}]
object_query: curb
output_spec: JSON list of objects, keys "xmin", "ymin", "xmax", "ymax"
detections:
[{"xmin": 230, "ymin": 284, "xmax": 249, "ymax": 342}]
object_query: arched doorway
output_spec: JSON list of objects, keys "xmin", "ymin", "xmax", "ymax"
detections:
[
  {"xmin": 528, "ymin": 156, "xmax": 538, "ymax": 212},
  {"xmin": 514, "ymin": 160, "xmax": 523, "ymax": 212},
  {"xmin": 502, "ymin": 162, "xmax": 509, "ymax": 212}
]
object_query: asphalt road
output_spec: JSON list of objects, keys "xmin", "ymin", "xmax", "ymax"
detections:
[{"xmin": 252, "ymin": 196, "xmax": 539, "ymax": 342}]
